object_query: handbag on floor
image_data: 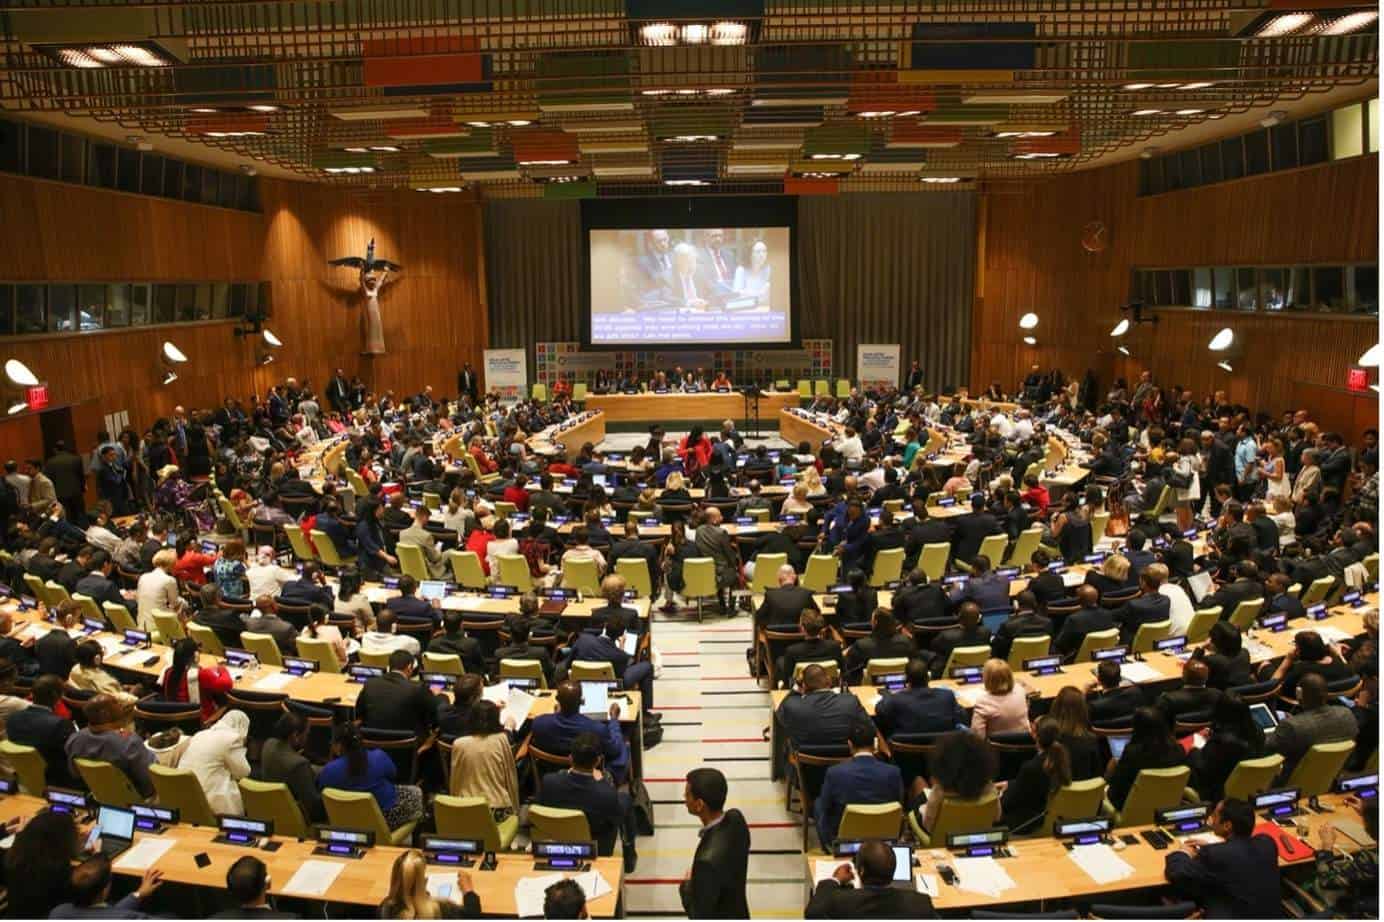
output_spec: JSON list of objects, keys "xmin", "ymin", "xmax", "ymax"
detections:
[{"xmin": 630, "ymin": 777, "xmax": 656, "ymax": 836}]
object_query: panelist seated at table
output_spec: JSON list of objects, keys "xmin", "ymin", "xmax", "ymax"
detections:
[
  {"xmin": 378, "ymin": 850, "xmax": 482, "ymax": 919},
  {"xmin": 805, "ymin": 840, "xmax": 938, "ymax": 920}
]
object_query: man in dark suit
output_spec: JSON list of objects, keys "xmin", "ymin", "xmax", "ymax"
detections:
[
  {"xmin": 1123, "ymin": 531, "xmax": 1157, "ymax": 580},
  {"xmin": 1086, "ymin": 660, "xmax": 1145, "ymax": 723},
  {"xmin": 423, "ymin": 610, "xmax": 486, "ymax": 676},
  {"xmin": 874, "ymin": 658, "xmax": 962, "ymax": 737},
  {"xmin": 778, "ymin": 611, "xmax": 844, "ymax": 691},
  {"xmin": 843, "ymin": 610, "xmax": 917, "ymax": 685},
  {"xmin": 1163, "ymin": 798, "xmax": 1280, "ymax": 919},
  {"xmin": 904, "ymin": 361, "xmax": 925, "ymax": 392},
  {"xmin": 1054, "ymin": 585, "xmax": 1114, "ymax": 660},
  {"xmin": 490, "ymin": 617, "xmax": 554, "ymax": 684},
  {"xmin": 930, "ymin": 602, "xmax": 992, "ymax": 678},
  {"xmin": 1025, "ymin": 547, "xmax": 1068, "ymax": 609},
  {"xmin": 1155, "ymin": 658, "xmax": 1223, "ymax": 724},
  {"xmin": 777, "ymin": 665, "xmax": 871, "ymax": 750},
  {"xmin": 207, "ymin": 856, "xmax": 300, "ymax": 919},
  {"xmin": 1264, "ymin": 573, "xmax": 1306, "ymax": 620},
  {"xmin": 384, "ymin": 575, "xmax": 438, "ymax": 628},
  {"xmin": 949, "ymin": 555, "xmax": 1010, "ymax": 615},
  {"xmin": 566, "ymin": 612, "xmax": 656, "ymax": 709},
  {"xmin": 805, "ymin": 839, "xmax": 938, "ymax": 919},
  {"xmin": 313, "ymin": 500, "xmax": 357, "ymax": 558},
  {"xmin": 609, "ymin": 521, "xmax": 660, "ymax": 590},
  {"xmin": 1113, "ymin": 568, "xmax": 1173, "ymax": 645},
  {"xmin": 990, "ymin": 591, "xmax": 1052, "ymax": 663},
  {"xmin": 826, "ymin": 500, "xmax": 871, "ymax": 575},
  {"xmin": 950, "ymin": 494, "xmax": 1002, "ymax": 566},
  {"xmin": 326, "ymin": 369, "xmax": 351, "ymax": 415},
  {"xmin": 755, "ymin": 565, "xmax": 820, "ymax": 630},
  {"xmin": 74, "ymin": 551, "xmax": 135, "ymax": 618},
  {"xmin": 277, "ymin": 563, "xmax": 335, "ymax": 610},
  {"xmin": 355, "ymin": 650, "xmax": 436, "ymax": 737},
  {"xmin": 6, "ymin": 675, "xmax": 76, "ymax": 786},
  {"xmin": 637, "ymin": 229, "xmax": 674, "ymax": 291},
  {"xmin": 537, "ymin": 732, "xmax": 638, "ymax": 872},
  {"xmin": 1200, "ymin": 560, "xmax": 1266, "ymax": 618},
  {"xmin": 813, "ymin": 721, "xmax": 904, "ymax": 848},
  {"xmin": 904, "ymin": 502, "xmax": 953, "ymax": 571},
  {"xmin": 532, "ymin": 682, "xmax": 631, "ymax": 784},
  {"xmin": 680, "ymin": 768, "xmax": 750, "ymax": 919},
  {"xmin": 44, "ymin": 441, "xmax": 86, "ymax": 524},
  {"xmin": 890, "ymin": 569, "xmax": 948, "ymax": 627},
  {"xmin": 35, "ymin": 606, "xmax": 78, "ymax": 678},
  {"xmin": 457, "ymin": 363, "xmax": 480, "ymax": 404},
  {"xmin": 193, "ymin": 584, "xmax": 245, "ymax": 652},
  {"xmin": 54, "ymin": 545, "xmax": 94, "ymax": 593},
  {"xmin": 862, "ymin": 509, "xmax": 907, "ymax": 577}
]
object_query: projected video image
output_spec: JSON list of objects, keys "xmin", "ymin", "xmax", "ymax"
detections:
[{"xmin": 589, "ymin": 226, "xmax": 792, "ymax": 345}]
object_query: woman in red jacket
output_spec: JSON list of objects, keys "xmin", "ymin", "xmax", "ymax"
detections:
[
  {"xmin": 677, "ymin": 426, "xmax": 713, "ymax": 481},
  {"xmin": 159, "ymin": 637, "xmax": 234, "ymax": 721}
]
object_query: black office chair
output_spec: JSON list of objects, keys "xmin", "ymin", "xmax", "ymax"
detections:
[
  {"xmin": 1088, "ymin": 901, "xmax": 1200, "ymax": 919},
  {"xmin": 133, "ymin": 697, "xmax": 204, "ymax": 737},
  {"xmin": 285, "ymin": 699, "xmax": 337, "ymax": 765},
  {"xmin": 1227, "ymin": 678, "xmax": 1281, "ymax": 705},
  {"xmin": 361, "ymin": 727, "xmax": 421, "ymax": 783}
]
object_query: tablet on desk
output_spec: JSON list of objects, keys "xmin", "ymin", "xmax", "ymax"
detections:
[
  {"xmin": 1186, "ymin": 571, "xmax": 1213, "ymax": 604},
  {"xmin": 419, "ymin": 580, "xmax": 446, "ymax": 602}
]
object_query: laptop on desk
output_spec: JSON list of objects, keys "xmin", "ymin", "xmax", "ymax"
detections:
[{"xmin": 88, "ymin": 804, "xmax": 135, "ymax": 860}]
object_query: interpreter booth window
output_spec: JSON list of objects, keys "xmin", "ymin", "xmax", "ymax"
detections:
[{"xmin": 1351, "ymin": 266, "xmax": 1377, "ymax": 314}]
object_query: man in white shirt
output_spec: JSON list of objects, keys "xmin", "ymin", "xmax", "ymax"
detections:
[
  {"xmin": 835, "ymin": 428, "xmax": 865, "ymax": 464},
  {"xmin": 485, "ymin": 519, "xmax": 521, "ymax": 583},
  {"xmin": 135, "ymin": 549, "xmax": 184, "ymax": 633},
  {"xmin": 293, "ymin": 415, "xmax": 318, "ymax": 448},
  {"xmin": 990, "ymin": 412, "xmax": 1015, "ymax": 440},
  {"xmin": 1010, "ymin": 409, "xmax": 1035, "ymax": 443},
  {"xmin": 245, "ymin": 546, "xmax": 292, "ymax": 601},
  {"xmin": 359, "ymin": 609, "xmax": 421, "ymax": 658},
  {"xmin": 1152, "ymin": 562, "xmax": 1195, "ymax": 635}
]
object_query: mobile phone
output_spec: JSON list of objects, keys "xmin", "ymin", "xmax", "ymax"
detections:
[
  {"xmin": 83, "ymin": 825, "xmax": 100, "ymax": 852},
  {"xmin": 937, "ymin": 865, "xmax": 957, "ymax": 885}
]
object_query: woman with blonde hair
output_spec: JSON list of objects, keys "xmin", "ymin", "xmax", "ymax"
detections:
[
  {"xmin": 971, "ymin": 659, "xmax": 1031, "ymax": 739},
  {"xmin": 1084, "ymin": 553, "xmax": 1132, "ymax": 597},
  {"xmin": 780, "ymin": 482, "xmax": 813, "ymax": 516},
  {"xmin": 800, "ymin": 466, "xmax": 825, "ymax": 496},
  {"xmin": 378, "ymin": 849, "xmax": 480, "ymax": 918}
]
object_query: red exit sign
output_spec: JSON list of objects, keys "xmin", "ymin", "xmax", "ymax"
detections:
[
  {"xmin": 25, "ymin": 385, "xmax": 47, "ymax": 410},
  {"xmin": 1347, "ymin": 368, "xmax": 1369, "ymax": 393}
]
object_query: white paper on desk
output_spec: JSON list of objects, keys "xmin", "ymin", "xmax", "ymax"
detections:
[
  {"xmin": 1316, "ymin": 626, "xmax": 1353, "ymax": 644},
  {"xmin": 16, "ymin": 623, "xmax": 44, "ymax": 642},
  {"xmin": 572, "ymin": 870, "xmax": 613, "ymax": 901},
  {"xmin": 504, "ymin": 687, "xmax": 536, "ymax": 727},
  {"xmin": 1118, "ymin": 661, "xmax": 1165, "ymax": 683},
  {"xmin": 281, "ymin": 859, "xmax": 345, "ymax": 897},
  {"xmin": 1062, "ymin": 571, "xmax": 1086, "ymax": 588},
  {"xmin": 813, "ymin": 858, "xmax": 851, "ymax": 884},
  {"xmin": 514, "ymin": 874, "xmax": 565, "ymax": 918},
  {"xmin": 112, "ymin": 837, "xmax": 176, "ymax": 872},
  {"xmin": 916, "ymin": 873, "xmax": 939, "ymax": 897},
  {"xmin": 252, "ymin": 671, "xmax": 298, "ymax": 691},
  {"xmin": 954, "ymin": 689, "xmax": 978, "ymax": 709},
  {"xmin": 865, "ymin": 694, "xmax": 882, "ymax": 711},
  {"xmin": 1243, "ymin": 640, "xmax": 1274, "ymax": 660},
  {"xmin": 1067, "ymin": 843, "xmax": 1135, "ymax": 885},
  {"xmin": 952, "ymin": 856, "xmax": 1015, "ymax": 897},
  {"xmin": 482, "ymin": 681, "xmax": 509, "ymax": 705},
  {"xmin": 426, "ymin": 872, "xmax": 457, "ymax": 901}
]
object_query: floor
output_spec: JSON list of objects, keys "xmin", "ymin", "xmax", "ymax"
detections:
[{"xmin": 626, "ymin": 607, "xmax": 808, "ymax": 918}]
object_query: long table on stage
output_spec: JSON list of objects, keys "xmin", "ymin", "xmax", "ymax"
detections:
[
  {"xmin": 526, "ymin": 411, "xmax": 606, "ymax": 456},
  {"xmin": 587, "ymin": 390, "xmax": 799, "ymax": 423}
]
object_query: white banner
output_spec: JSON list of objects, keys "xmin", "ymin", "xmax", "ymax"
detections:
[
  {"xmin": 483, "ymin": 348, "xmax": 529, "ymax": 401},
  {"xmin": 856, "ymin": 343, "xmax": 901, "ymax": 391}
]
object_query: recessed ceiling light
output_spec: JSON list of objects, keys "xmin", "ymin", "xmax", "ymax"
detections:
[
  {"xmin": 1180, "ymin": 81, "xmax": 1215, "ymax": 90},
  {"xmin": 1255, "ymin": 11, "xmax": 1314, "ymax": 36},
  {"xmin": 681, "ymin": 23, "xmax": 709, "ymax": 44},
  {"xmin": 418, "ymin": 186, "xmax": 464, "ymax": 193},
  {"xmin": 1175, "ymin": 108, "xmax": 1205, "ymax": 116},
  {"xmin": 665, "ymin": 134, "xmax": 719, "ymax": 143},
  {"xmin": 1132, "ymin": 108, "xmax": 1163, "ymax": 116},
  {"xmin": 1208, "ymin": 327, "xmax": 1234, "ymax": 351},
  {"xmin": 344, "ymin": 147, "xmax": 369, "ymax": 153},
  {"xmin": 1023, "ymin": 336, "xmax": 1037, "ymax": 346},
  {"xmin": 799, "ymin": 172, "xmax": 841, "ymax": 180},
  {"xmin": 190, "ymin": 107, "xmax": 218, "ymax": 114},
  {"xmin": 1154, "ymin": 82, "xmax": 1182, "ymax": 89},
  {"xmin": 3, "ymin": 360, "xmax": 38, "ymax": 387},
  {"xmin": 1019, "ymin": 312, "xmax": 1039, "ymax": 329},
  {"xmin": 1123, "ymin": 82, "xmax": 1154, "ymax": 91},
  {"xmin": 47, "ymin": 42, "xmax": 177, "ymax": 69},
  {"xmin": 1216, "ymin": 361, "xmax": 1234, "ymax": 372},
  {"xmin": 1140, "ymin": 147, "xmax": 1159, "ymax": 159},
  {"xmin": 1312, "ymin": 10, "xmax": 1379, "ymax": 34},
  {"xmin": 640, "ymin": 22, "xmax": 678, "ymax": 46},
  {"xmin": 247, "ymin": 105, "xmax": 279, "ymax": 113},
  {"xmin": 507, "ymin": 120, "xmax": 533, "ymax": 126},
  {"xmin": 855, "ymin": 111, "xmax": 896, "ymax": 119},
  {"xmin": 1111, "ymin": 319, "xmax": 1130, "ymax": 337},
  {"xmin": 664, "ymin": 179, "xmax": 708, "ymax": 186},
  {"xmin": 920, "ymin": 176, "xmax": 962, "ymax": 183},
  {"xmin": 518, "ymin": 159, "xmax": 573, "ymax": 166},
  {"xmin": 709, "ymin": 21, "xmax": 748, "ymax": 45},
  {"xmin": 369, "ymin": 146, "xmax": 400, "ymax": 152},
  {"xmin": 1013, "ymin": 152, "xmax": 1062, "ymax": 159}
]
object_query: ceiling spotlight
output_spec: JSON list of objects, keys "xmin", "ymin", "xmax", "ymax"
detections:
[
  {"xmin": 1255, "ymin": 11, "xmax": 1315, "ymax": 36},
  {"xmin": 1358, "ymin": 343, "xmax": 1381, "ymax": 367},
  {"xmin": 256, "ymin": 350, "xmax": 275, "ymax": 366},
  {"xmin": 666, "ymin": 134, "xmax": 719, "ymax": 143},
  {"xmin": 4, "ymin": 360, "xmax": 38, "ymax": 388},
  {"xmin": 1260, "ymin": 110, "xmax": 1288, "ymax": 128},
  {"xmin": 1175, "ymin": 108, "xmax": 1205, "ymax": 116},
  {"xmin": 1208, "ymin": 327, "xmax": 1234, "ymax": 351},
  {"xmin": 855, "ymin": 111, "xmax": 896, "ymax": 119},
  {"xmin": 1023, "ymin": 336, "xmax": 1037, "ymax": 346},
  {"xmin": 261, "ymin": 329, "xmax": 282, "ymax": 348},
  {"xmin": 681, "ymin": 23, "xmax": 709, "ymax": 43},
  {"xmin": 1117, "ymin": 346, "xmax": 1131, "ymax": 356},
  {"xmin": 1312, "ymin": 10, "xmax": 1379, "ymax": 34},
  {"xmin": 709, "ymin": 21, "xmax": 748, "ymax": 44},
  {"xmin": 1217, "ymin": 361, "xmax": 1233, "ymax": 372},
  {"xmin": 639, "ymin": 22, "xmax": 678, "ymax": 45},
  {"xmin": 1140, "ymin": 147, "xmax": 1159, "ymax": 159},
  {"xmin": 518, "ymin": 159, "xmax": 573, "ymax": 166},
  {"xmin": 1019, "ymin": 312, "xmax": 1039, "ymax": 330},
  {"xmin": 7, "ymin": 402, "xmax": 28, "ymax": 416},
  {"xmin": 1132, "ymin": 108, "xmax": 1163, "ymax": 116},
  {"xmin": 190, "ymin": 107, "xmax": 218, "ymax": 114},
  {"xmin": 239, "ymin": 164, "xmax": 257, "ymax": 176},
  {"xmin": 664, "ymin": 179, "xmax": 708, "ymax": 186},
  {"xmin": 1111, "ymin": 319, "xmax": 1131, "ymax": 337},
  {"xmin": 369, "ymin": 146, "xmax": 401, "ymax": 152},
  {"xmin": 1123, "ymin": 82, "xmax": 1154, "ymax": 91},
  {"xmin": 247, "ymin": 105, "xmax": 280, "ymax": 113}
]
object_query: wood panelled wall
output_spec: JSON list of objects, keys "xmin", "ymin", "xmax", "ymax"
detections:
[
  {"xmin": 0, "ymin": 173, "xmax": 486, "ymax": 459},
  {"xmin": 975, "ymin": 155, "xmax": 1378, "ymax": 435}
]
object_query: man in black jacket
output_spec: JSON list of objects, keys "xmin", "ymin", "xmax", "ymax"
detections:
[
  {"xmin": 490, "ymin": 617, "xmax": 554, "ymax": 684},
  {"xmin": 1155, "ymin": 658, "xmax": 1223, "ymax": 724},
  {"xmin": 608, "ymin": 521, "xmax": 660, "ymax": 592},
  {"xmin": 950, "ymin": 494, "xmax": 1002, "ymax": 566},
  {"xmin": 1054, "ymin": 585, "xmax": 1114, "ymax": 660},
  {"xmin": 930, "ymin": 602, "xmax": 992, "ymax": 678},
  {"xmin": 903, "ymin": 501, "xmax": 952, "ymax": 571},
  {"xmin": 1201, "ymin": 561, "xmax": 1265, "ymax": 616},
  {"xmin": 6, "ymin": 675, "xmax": 76, "ymax": 785},
  {"xmin": 1164, "ymin": 797, "xmax": 1280, "ymax": 919},
  {"xmin": 890, "ymin": 569, "xmax": 948, "ymax": 627},
  {"xmin": 73, "ymin": 550, "xmax": 136, "ymax": 619},
  {"xmin": 874, "ymin": 657, "xmax": 963, "ymax": 737},
  {"xmin": 427, "ymin": 610, "xmax": 487, "ymax": 676},
  {"xmin": 680, "ymin": 768, "xmax": 750, "ymax": 919},
  {"xmin": 755, "ymin": 565, "xmax": 819, "ymax": 630},
  {"xmin": 54, "ymin": 545, "xmax": 94, "ymax": 593},
  {"xmin": 1025, "ymin": 547, "xmax": 1068, "ymax": 609},
  {"xmin": 805, "ymin": 839, "xmax": 937, "ymax": 919},
  {"xmin": 777, "ymin": 665, "xmax": 870, "ymax": 750},
  {"xmin": 193, "ymin": 584, "xmax": 245, "ymax": 651},
  {"xmin": 1086, "ymin": 660, "xmax": 1145, "ymax": 723},
  {"xmin": 1113, "ymin": 568, "xmax": 1173, "ymax": 645},
  {"xmin": 843, "ymin": 610, "xmax": 917, "ymax": 685},
  {"xmin": 384, "ymin": 575, "xmax": 438, "ymax": 627},
  {"xmin": 207, "ymin": 855, "xmax": 302, "ymax": 919},
  {"xmin": 990, "ymin": 591, "xmax": 1052, "ymax": 663},
  {"xmin": 778, "ymin": 610, "xmax": 844, "ymax": 691},
  {"xmin": 537, "ymin": 732, "xmax": 637, "ymax": 872},
  {"xmin": 277, "ymin": 563, "xmax": 335, "ymax": 610},
  {"xmin": 355, "ymin": 650, "xmax": 436, "ymax": 736}
]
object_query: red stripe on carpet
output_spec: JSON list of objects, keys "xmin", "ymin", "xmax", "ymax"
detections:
[
  {"xmin": 624, "ymin": 878, "xmax": 684, "ymax": 885},
  {"xmin": 702, "ymin": 738, "xmax": 767, "ymax": 743}
]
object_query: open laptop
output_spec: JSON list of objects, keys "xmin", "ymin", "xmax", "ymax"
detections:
[
  {"xmin": 88, "ymin": 804, "xmax": 136, "ymax": 859},
  {"xmin": 419, "ymin": 580, "xmax": 447, "ymax": 602},
  {"xmin": 1107, "ymin": 735, "xmax": 1132, "ymax": 760},
  {"xmin": 833, "ymin": 841, "xmax": 914, "ymax": 889},
  {"xmin": 579, "ymin": 680, "xmax": 610, "ymax": 716}
]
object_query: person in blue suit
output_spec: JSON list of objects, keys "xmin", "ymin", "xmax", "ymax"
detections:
[
  {"xmin": 535, "ymin": 732, "xmax": 637, "ymax": 873},
  {"xmin": 827, "ymin": 500, "xmax": 872, "ymax": 574},
  {"xmin": 873, "ymin": 657, "xmax": 964, "ymax": 738},
  {"xmin": 565, "ymin": 611, "xmax": 657, "ymax": 711},
  {"xmin": 813, "ymin": 720, "xmax": 904, "ymax": 849},
  {"xmin": 1164, "ymin": 797, "xmax": 1281, "ymax": 919},
  {"xmin": 531, "ymin": 681, "xmax": 630, "ymax": 784},
  {"xmin": 948, "ymin": 554, "xmax": 1010, "ymax": 614}
]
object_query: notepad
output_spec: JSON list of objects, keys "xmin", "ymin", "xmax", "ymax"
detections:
[
  {"xmin": 1118, "ymin": 661, "xmax": 1165, "ymax": 683},
  {"xmin": 813, "ymin": 858, "xmax": 851, "ymax": 884},
  {"xmin": 1333, "ymin": 819, "xmax": 1377, "ymax": 848},
  {"xmin": 952, "ymin": 856, "xmax": 1016, "ymax": 897},
  {"xmin": 281, "ymin": 859, "xmax": 345, "ymax": 897},
  {"xmin": 1316, "ymin": 626, "xmax": 1353, "ymax": 644},
  {"xmin": 1067, "ymin": 843, "xmax": 1135, "ymax": 885},
  {"xmin": 571, "ymin": 870, "xmax": 613, "ymax": 901},
  {"xmin": 514, "ymin": 874, "xmax": 565, "ymax": 918},
  {"xmin": 112, "ymin": 837, "xmax": 176, "ymax": 872},
  {"xmin": 252, "ymin": 671, "xmax": 298, "ymax": 691},
  {"xmin": 503, "ymin": 687, "xmax": 536, "ymax": 727},
  {"xmin": 916, "ymin": 873, "xmax": 939, "ymax": 897}
]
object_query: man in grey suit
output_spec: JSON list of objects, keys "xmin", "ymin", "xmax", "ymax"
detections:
[
  {"xmin": 398, "ymin": 506, "xmax": 447, "ymax": 579},
  {"xmin": 697, "ymin": 228, "xmax": 738, "ymax": 297},
  {"xmin": 636, "ymin": 229, "xmax": 674, "ymax": 290},
  {"xmin": 1269, "ymin": 672, "xmax": 1358, "ymax": 779},
  {"xmin": 694, "ymin": 507, "xmax": 740, "ymax": 614}
]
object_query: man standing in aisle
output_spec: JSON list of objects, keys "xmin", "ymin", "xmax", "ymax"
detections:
[{"xmin": 680, "ymin": 768, "xmax": 750, "ymax": 919}]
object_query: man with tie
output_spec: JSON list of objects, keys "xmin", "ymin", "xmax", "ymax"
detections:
[
  {"xmin": 637, "ymin": 229, "xmax": 674, "ymax": 290},
  {"xmin": 699, "ymin": 228, "xmax": 736, "ymax": 295},
  {"xmin": 457, "ymin": 363, "xmax": 479, "ymax": 404},
  {"xmin": 326, "ymin": 368, "xmax": 351, "ymax": 414},
  {"xmin": 669, "ymin": 243, "xmax": 711, "ymax": 310},
  {"xmin": 905, "ymin": 361, "xmax": 925, "ymax": 392}
]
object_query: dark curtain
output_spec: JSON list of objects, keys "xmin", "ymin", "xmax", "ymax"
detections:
[
  {"xmin": 484, "ymin": 199, "xmax": 583, "ymax": 368},
  {"xmin": 797, "ymin": 191, "xmax": 975, "ymax": 390},
  {"xmin": 485, "ymin": 193, "xmax": 976, "ymax": 389}
]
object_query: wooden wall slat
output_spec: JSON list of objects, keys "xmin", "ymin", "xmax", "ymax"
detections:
[
  {"xmin": 0, "ymin": 175, "xmax": 486, "ymax": 459},
  {"xmin": 974, "ymin": 155, "xmax": 1378, "ymax": 432}
]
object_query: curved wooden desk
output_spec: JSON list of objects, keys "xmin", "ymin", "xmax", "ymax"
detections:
[{"xmin": 588, "ymin": 391, "xmax": 799, "ymax": 424}]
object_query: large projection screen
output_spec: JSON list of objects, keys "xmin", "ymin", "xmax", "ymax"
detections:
[{"xmin": 581, "ymin": 196, "xmax": 799, "ymax": 350}]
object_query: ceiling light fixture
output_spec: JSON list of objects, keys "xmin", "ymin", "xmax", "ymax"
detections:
[
  {"xmin": 681, "ymin": 23, "xmax": 709, "ymax": 44},
  {"xmin": 247, "ymin": 105, "xmax": 280, "ymax": 113},
  {"xmin": 43, "ymin": 41, "xmax": 177, "ymax": 69},
  {"xmin": 1111, "ymin": 319, "xmax": 1131, "ymax": 337},
  {"xmin": 1217, "ymin": 361, "xmax": 1233, "ymax": 372},
  {"xmin": 1123, "ymin": 82, "xmax": 1154, "ymax": 91},
  {"xmin": 1181, "ymin": 81, "xmax": 1215, "ymax": 90},
  {"xmin": 6, "ymin": 402, "xmax": 27, "ymax": 416},
  {"xmin": 261, "ymin": 329, "xmax": 282, "ymax": 348},
  {"xmin": 920, "ymin": 176, "xmax": 962, "ymax": 183},
  {"xmin": 518, "ymin": 159, "xmax": 574, "ymax": 166},
  {"xmin": 1132, "ymin": 108, "xmax": 1163, "ymax": 116},
  {"xmin": 1023, "ymin": 336, "xmax": 1037, "ymax": 346},
  {"xmin": 639, "ymin": 22, "xmax": 678, "ymax": 45},
  {"xmin": 665, "ymin": 134, "xmax": 719, "ymax": 143},
  {"xmin": 855, "ymin": 110, "xmax": 897, "ymax": 119},
  {"xmin": 1117, "ymin": 346, "xmax": 1131, "ymax": 356},
  {"xmin": 1019, "ymin": 312, "xmax": 1039, "ymax": 330},
  {"xmin": 1208, "ymin": 327, "xmax": 1234, "ymax": 351},
  {"xmin": 1260, "ymin": 110, "xmax": 1288, "ymax": 128},
  {"xmin": 418, "ymin": 186, "xmax": 464, "ymax": 193},
  {"xmin": 663, "ymin": 179, "xmax": 708, "ymax": 186},
  {"xmin": 4, "ymin": 360, "xmax": 38, "ymax": 388},
  {"xmin": 1175, "ymin": 108, "xmax": 1205, "ymax": 116},
  {"xmin": 709, "ymin": 21, "xmax": 748, "ymax": 45},
  {"xmin": 190, "ymin": 107, "xmax": 218, "ymax": 114},
  {"xmin": 1312, "ymin": 10, "xmax": 1379, "ymax": 34},
  {"xmin": 1358, "ymin": 343, "xmax": 1381, "ymax": 367},
  {"xmin": 1013, "ymin": 152, "xmax": 1062, "ymax": 159},
  {"xmin": 1255, "ymin": 11, "xmax": 1315, "ymax": 36},
  {"xmin": 1140, "ymin": 147, "xmax": 1159, "ymax": 159}
]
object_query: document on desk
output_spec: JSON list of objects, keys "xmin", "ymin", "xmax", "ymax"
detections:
[
  {"xmin": 813, "ymin": 858, "xmax": 851, "ymax": 884},
  {"xmin": 571, "ymin": 870, "xmax": 613, "ymax": 901},
  {"xmin": 1067, "ymin": 843, "xmax": 1135, "ymax": 885},
  {"xmin": 1334, "ymin": 819, "xmax": 1377, "ymax": 848},
  {"xmin": 1316, "ymin": 626, "xmax": 1353, "ymax": 644},
  {"xmin": 916, "ymin": 873, "xmax": 939, "ymax": 897},
  {"xmin": 1243, "ymin": 639, "xmax": 1275, "ymax": 660},
  {"xmin": 952, "ymin": 856, "xmax": 1016, "ymax": 897},
  {"xmin": 281, "ymin": 860, "xmax": 345, "ymax": 897},
  {"xmin": 1118, "ymin": 661, "xmax": 1166, "ymax": 683},
  {"xmin": 252, "ymin": 671, "xmax": 298, "ymax": 691},
  {"xmin": 954, "ymin": 689, "xmax": 979, "ymax": 709},
  {"xmin": 112, "ymin": 837, "xmax": 176, "ymax": 872},
  {"xmin": 514, "ymin": 874, "xmax": 566, "ymax": 918}
]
